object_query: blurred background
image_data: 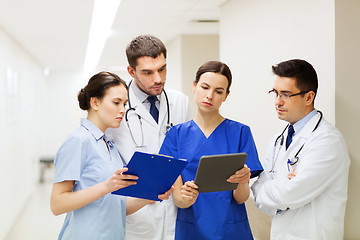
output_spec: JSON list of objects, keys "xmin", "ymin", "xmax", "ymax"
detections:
[{"xmin": 0, "ymin": 0, "xmax": 359, "ymax": 239}]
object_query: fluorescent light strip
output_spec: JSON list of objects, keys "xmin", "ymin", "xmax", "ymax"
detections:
[{"xmin": 83, "ymin": 0, "xmax": 122, "ymax": 73}]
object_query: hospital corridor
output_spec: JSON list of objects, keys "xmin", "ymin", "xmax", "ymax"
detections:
[
  {"xmin": 1, "ymin": 0, "xmax": 359, "ymax": 239},
  {"xmin": 5, "ymin": 167, "xmax": 65, "ymax": 240}
]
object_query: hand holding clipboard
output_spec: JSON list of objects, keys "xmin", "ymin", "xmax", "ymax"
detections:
[{"xmin": 112, "ymin": 151, "xmax": 188, "ymax": 201}]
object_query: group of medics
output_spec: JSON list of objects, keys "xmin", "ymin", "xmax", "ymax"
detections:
[{"xmin": 50, "ymin": 34, "xmax": 350, "ymax": 240}]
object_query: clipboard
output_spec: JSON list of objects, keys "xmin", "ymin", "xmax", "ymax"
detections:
[
  {"xmin": 194, "ymin": 153, "xmax": 247, "ymax": 193},
  {"xmin": 112, "ymin": 151, "xmax": 188, "ymax": 201}
]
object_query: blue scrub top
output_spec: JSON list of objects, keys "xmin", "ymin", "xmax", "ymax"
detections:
[
  {"xmin": 53, "ymin": 118, "xmax": 126, "ymax": 240},
  {"xmin": 159, "ymin": 119, "xmax": 263, "ymax": 240}
]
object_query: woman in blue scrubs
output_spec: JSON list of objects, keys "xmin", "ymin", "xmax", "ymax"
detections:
[
  {"xmin": 50, "ymin": 72, "xmax": 171, "ymax": 240},
  {"xmin": 159, "ymin": 61, "xmax": 263, "ymax": 240}
]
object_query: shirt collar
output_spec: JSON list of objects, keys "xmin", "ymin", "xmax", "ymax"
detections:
[
  {"xmin": 131, "ymin": 79, "xmax": 160, "ymax": 103},
  {"xmin": 292, "ymin": 109, "xmax": 317, "ymax": 135},
  {"xmin": 81, "ymin": 118, "xmax": 104, "ymax": 141}
]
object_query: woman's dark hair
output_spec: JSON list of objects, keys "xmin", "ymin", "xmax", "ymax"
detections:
[
  {"xmin": 78, "ymin": 71, "xmax": 127, "ymax": 110},
  {"xmin": 194, "ymin": 61, "xmax": 232, "ymax": 93}
]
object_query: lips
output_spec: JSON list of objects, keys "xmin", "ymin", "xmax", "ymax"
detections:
[
  {"xmin": 203, "ymin": 102, "xmax": 213, "ymax": 107},
  {"xmin": 152, "ymin": 85, "xmax": 163, "ymax": 90},
  {"xmin": 276, "ymin": 108, "xmax": 286, "ymax": 114}
]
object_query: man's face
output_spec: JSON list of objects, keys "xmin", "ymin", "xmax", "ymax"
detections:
[
  {"xmin": 272, "ymin": 76, "xmax": 310, "ymax": 124},
  {"xmin": 127, "ymin": 53, "xmax": 166, "ymax": 96}
]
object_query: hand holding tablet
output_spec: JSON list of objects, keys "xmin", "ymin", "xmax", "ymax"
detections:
[{"xmin": 194, "ymin": 153, "xmax": 247, "ymax": 193}]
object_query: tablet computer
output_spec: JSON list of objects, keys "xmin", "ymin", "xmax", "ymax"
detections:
[{"xmin": 194, "ymin": 153, "xmax": 247, "ymax": 193}]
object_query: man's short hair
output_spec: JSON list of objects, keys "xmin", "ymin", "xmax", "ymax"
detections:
[
  {"xmin": 126, "ymin": 34, "xmax": 167, "ymax": 69},
  {"xmin": 272, "ymin": 59, "xmax": 318, "ymax": 98}
]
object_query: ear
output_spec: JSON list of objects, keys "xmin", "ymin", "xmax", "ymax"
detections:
[
  {"xmin": 305, "ymin": 91, "xmax": 315, "ymax": 106},
  {"xmin": 127, "ymin": 65, "xmax": 136, "ymax": 78},
  {"xmin": 90, "ymin": 97, "xmax": 100, "ymax": 111},
  {"xmin": 192, "ymin": 82, "xmax": 197, "ymax": 93}
]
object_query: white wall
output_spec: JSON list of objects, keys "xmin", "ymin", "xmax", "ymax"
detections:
[
  {"xmin": 166, "ymin": 36, "xmax": 183, "ymax": 91},
  {"xmin": 40, "ymin": 70, "xmax": 87, "ymax": 158},
  {"xmin": 220, "ymin": 0, "xmax": 335, "ymax": 160},
  {"xmin": 167, "ymin": 35, "xmax": 219, "ymax": 117},
  {"xmin": 0, "ymin": 28, "xmax": 46, "ymax": 239}
]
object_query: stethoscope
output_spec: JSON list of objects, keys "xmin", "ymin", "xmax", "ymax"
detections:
[
  {"xmin": 125, "ymin": 80, "xmax": 173, "ymax": 148},
  {"xmin": 271, "ymin": 110, "xmax": 323, "ymax": 172}
]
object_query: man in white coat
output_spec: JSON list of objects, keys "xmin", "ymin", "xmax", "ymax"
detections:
[
  {"xmin": 251, "ymin": 59, "xmax": 350, "ymax": 240},
  {"xmin": 107, "ymin": 35, "xmax": 191, "ymax": 240}
]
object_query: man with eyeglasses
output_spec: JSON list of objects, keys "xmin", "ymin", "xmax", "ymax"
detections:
[{"xmin": 251, "ymin": 59, "xmax": 350, "ymax": 239}]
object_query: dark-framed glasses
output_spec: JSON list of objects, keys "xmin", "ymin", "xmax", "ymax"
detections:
[{"xmin": 268, "ymin": 89, "xmax": 310, "ymax": 101}]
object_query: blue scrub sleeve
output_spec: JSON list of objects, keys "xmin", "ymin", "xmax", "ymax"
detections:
[
  {"xmin": 239, "ymin": 126, "xmax": 263, "ymax": 178},
  {"xmin": 159, "ymin": 127, "xmax": 178, "ymax": 158},
  {"xmin": 53, "ymin": 135, "xmax": 86, "ymax": 184}
]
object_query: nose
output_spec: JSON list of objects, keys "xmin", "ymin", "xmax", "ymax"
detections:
[
  {"xmin": 120, "ymin": 104, "xmax": 126, "ymax": 114},
  {"xmin": 275, "ymin": 95, "xmax": 284, "ymax": 106},
  {"xmin": 153, "ymin": 71, "xmax": 162, "ymax": 84},
  {"xmin": 206, "ymin": 90, "xmax": 213, "ymax": 99}
]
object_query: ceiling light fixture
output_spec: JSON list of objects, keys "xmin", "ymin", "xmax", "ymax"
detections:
[{"xmin": 83, "ymin": 0, "xmax": 122, "ymax": 73}]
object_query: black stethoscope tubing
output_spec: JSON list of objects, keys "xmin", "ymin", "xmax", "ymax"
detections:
[
  {"xmin": 124, "ymin": 80, "xmax": 173, "ymax": 147},
  {"xmin": 125, "ymin": 80, "xmax": 171, "ymax": 126},
  {"xmin": 273, "ymin": 110, "xmax": 323, "ymax": 166}
]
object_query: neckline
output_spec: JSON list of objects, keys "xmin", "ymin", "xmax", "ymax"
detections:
[{"xmin": 192, "ymin": 118, "xmax": 227, "ymax": 139}]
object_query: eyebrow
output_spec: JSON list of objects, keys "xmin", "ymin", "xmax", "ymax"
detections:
[
  {"xmin": 201, "ymin": 82, "xmax": 225, "ymax": 90},
  {"xmin": 140, "ymin": 64, "xmax": 167, "ymax": 73},
  {"xmin": 113, "ymin": 97, "xmax": 126, "ymax": 101},
  {"xmin": 272, "ymin": 88, "xmax": 292, "ymax": 94}
]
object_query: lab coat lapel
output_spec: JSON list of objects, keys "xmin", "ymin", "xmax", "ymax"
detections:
[
  {"xmin": 158, "ymin": 91, "xmax": 168, "ymax": 128},
  {"xmin": 289, "ymin": 112, "xmax": 321, "ymax": 150},
  {"xmin": 129, "ymin": 85, "xmax": 158, "ymax": 128}
]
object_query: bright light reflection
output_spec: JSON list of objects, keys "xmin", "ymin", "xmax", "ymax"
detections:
[{"xmin": 83, "ymin": 0, "xmax": 122, "ymax": 73}]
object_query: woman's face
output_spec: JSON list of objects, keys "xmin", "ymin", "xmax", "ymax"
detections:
[
  {"xmin": 92, "ymin": 84, "xmax": 128, "ymax": 132},
  {"xmin": 193, "ymin": 72, "xmax": 229, "ymax": 113}
]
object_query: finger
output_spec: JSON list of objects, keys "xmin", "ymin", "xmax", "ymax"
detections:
[
  {"xmin": 120, "ymin": 174, "xmax": 139, "ymax": 180},
  {"xmin": 228, "ymin": 175, "xmax": 251, "ymax": 183},
  {"xmin": 235, "ymin": 167, "xmax": 250, "ymax": 175},
  {"xmin": 228, "ymin": 172, "xmax": 250, "ymax": 181},
  {"xmin": 181, "ymin": 193, "xmax": 196, "ymax": 201},
  {"xmin": 184, "ymin": 181, "xmax": 198, "ymax": 189},
  {"xmin": 115, "ymin": 168, "xmax": 128, "ymax": 174},
  {"xmin": 181, "ymin": 189, "xmax": 198, "ymax": 198}
]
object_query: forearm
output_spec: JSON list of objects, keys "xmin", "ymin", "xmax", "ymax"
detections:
[
  {"xmin": 51, "ymin": 181, "xmax": 109, "ymax": 216},
  {"xmin": 126, "ymin": 197, "xmax": 152, "ymax": 215},
  {"xmin": 233, "ymin": 183, "xmax": 250, "ymax": 204}
]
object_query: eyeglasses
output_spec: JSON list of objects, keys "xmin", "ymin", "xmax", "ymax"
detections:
[{"xmin": 268, "ymin": 89, "xmax": 310, "ymax": 101}]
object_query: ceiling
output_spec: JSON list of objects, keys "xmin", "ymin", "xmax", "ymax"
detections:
[{"xmin": 0, "ymin": 0, "xmax": 227, "ymax": 73}]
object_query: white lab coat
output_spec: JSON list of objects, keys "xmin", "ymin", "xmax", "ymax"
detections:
[
  {"xmin": 106, "ymin": 82, "xmax": 191, "ymax": 240},
  {"xmin": 251, "ymin": 112, "xmax": 350, "ymax": 240}
]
